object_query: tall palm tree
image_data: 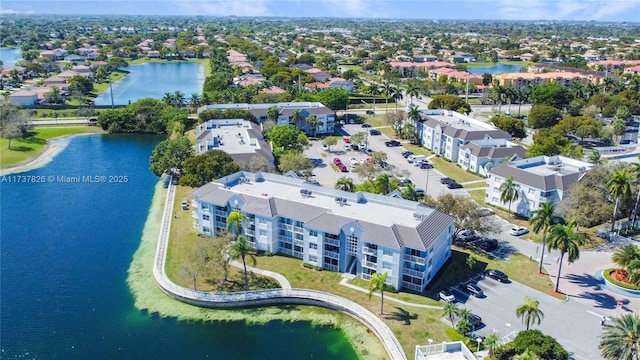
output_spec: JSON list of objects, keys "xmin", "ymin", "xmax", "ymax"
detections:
[
  {"xmin": 442, "ymin": 302, "xmax": 459, "ymax": 326},
  {"xmin": 335, "ymin": 176, "xmax": 355, "ymax": 192},
  {"xmin": 530, "ymin": 202, "xmax": 561, "ymax": 274},
  {"xmin": 491, "ymin": 85, "xmax": 506, "ymax": 114},
  {"xmin": 367, "ymin": 83, "xmax": 380, "ymax": 112},
  {"xmin": 408, "ymin": 105, "xmax": 421, "ymax": 125},
  {"xmin": 547, "ymin": 220, "xmax": 585, "ymax": 293},
  {"xmin": 368, "ymin": 271, "xmax": 388, "ymax": 315},
  {"xmin": 599, "ymin": 313, "xmax": 640, "ymax": 360},
  {"xmin": 391, "ymin": 87, "xmax": 403, "ymax": 113},
  {"xmin": 382, "ymin": 82, "xmax": 393, "ymax": 114},
  {"xmin": 226, "ymin": 210, "xmax": 246, "ymax": 237},
  {"xmin": 455, "ymin": 308, "xmax": 473, "ymax": 334},
  {"xmin": 483, "ymin": 333, "xmax": 500, "ymax": 356},
  {"xmin": 290, "ymin": 109, "xmax": 302, "ymax": 126},
  {"xmin": 589, "ymin": 150, "xmax": 603, "ymax": 165},
  {"xmin": 188, "ymin": 93, "xmax": 201, "ymax": 113},
  {"xmin": 607, "ymin": 168, "xmax": 633, "ymax": 235},
  {"xmin": 229, "ymin": 235, "xmax": 256, "ymax": 291},
  {"xmin": 406, "ymin": 83, "xmax": 420, "ymax": 105},
  {"xmin": 306, "ymin": 115, "xmax": 320, "ymax": 137},
  {"xmin": 173, "ymin": 91, "xmax": 186, "ymax": 108},
  {"xmin": 516, "ymin": 296, "xmax": 544, "ymax": 330},
  {"xmin": 499, "ymin": 176, "xmax": 521, "ymax": 216},
  {"xmin": 266, "ymin": 106, "xmax": 279, "ymax": 122},
  {"xmin": 401, "ymin": 183, "xmax": 419, "ymax": 201}
]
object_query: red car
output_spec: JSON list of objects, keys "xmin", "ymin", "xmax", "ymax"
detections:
[
  {"xmin": 338, "ymin": 164, "xmax": 348, "ymax": 172},
  {"xmin": 333, "ymin": 158, "xmax": 343, "ymax": 166},
  {"xmin": 343, "ymin": 137, "xmax": 351, "ymax": 143}
]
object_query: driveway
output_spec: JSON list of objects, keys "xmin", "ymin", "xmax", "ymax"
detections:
[{"xmin": 453, "ymin": 276, "xmax": 606, "ymax": 360}]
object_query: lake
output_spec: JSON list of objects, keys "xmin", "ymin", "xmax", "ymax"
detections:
[
  {"xmin": 467, "ymin": 63, "xmax": 523, "ymax": 75},
  {"xmin": 0, "ymin": 134, "xmax": 359, "ymax": 359},
  {"xmin": 94, "ymin": 62, "xmax": 205, "ymax": 106},
  {"xmin": 0, "ymin": 47, "xmax": 22, "ymax": 66}
]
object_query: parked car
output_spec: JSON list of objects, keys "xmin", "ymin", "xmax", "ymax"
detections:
[
  {"xmin": 321, "ymin": 144, "xmax": 329, "ymax": 151},
  {"xmin": 396, "ymin": 177, "xmax": 412, "ymax": 185},
  {"xmin": 465, "ymin": 283, "xmax": 484, "ymax": 298},
  {"xmin": 361, "ymin": 123, "xmax": 372, "ymax": 128},
  {"xmin": 401, "ymin": 150, "xmax": 414, "ymax": 158},
  {"xmin": 457, "ymin": 229, "xmax": 477, "ymax": 242},
  {"xmin": 365, "ymin": 110, "xmax": 375, "ymax": 114},
  {"xmin": 478, "ymin": 207, "xmax": 495, "ymax": 217},
  {"xmin": 338, "ymin": 164, "xmax": 348, "ymax": 172},
  {"xmin": 419, "ymin": 162, "xmax": 434, "ymax": 169},
  {"xmin": 477, "ymin": 238, "xmax": 499, "ymax": 252},
  {"xmin": 369, "ymin": 129, "xmax": 381, "ymax": 135},
  {"xmin": 415, "ymin": 188, "xmax": 426, "ymax": 197},
  {"xmin": 469, "ymin": 314, "xmax": 483, "ymax": 329},
  {"xmin": 509, "ymin": 226, "xmax": 529, "ymax": 236},
  {"xmin": 350, "ymin": 144, "xmax": 359, "ymax": 151},
  {"xmin": 438, "ymin": 289, "xmax": 455, "ymax": 302},
  {"xmin": 385, "ymin": 140, "xmax": 402, "ymax": 147},
  {"xmin": 447, "ymin": 182, "xmax": 463, "ymax": 189},
  {"xmin": 363, "ymin": 147, "xmax": 374, "ymax": 154},
  {"xmin": 343, "ymin": 137, "xmax": 351, "ymax": 143},
  {"xmin": 343, "ymin": 143, "xmax": 351, "ymax": 151},
  {"xmin": 349, "ymin": 158, "xmax": 359, "ymax": 166},
  {"xmin": 440, "ymin": 177, "xmax": 455, "ymax": 184},
  {"xmin": 333, "ymin": 158, "xmax": 343, "ymax": 166},
  {"xmin": 181, "ymin": 200, "xmax": 189, "ymax": 210},
  {"xmin": 486, "ymin": 269, "xmax": 509, "ymax": 283},
  {"xmin": 378, "ymin": 160, "xmax": 389, "ymax": 169}
]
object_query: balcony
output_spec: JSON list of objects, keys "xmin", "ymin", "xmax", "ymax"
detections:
[
  {"xmin": 324, "ymin": 264, "xmax": 338, "ymax": 272},
  {"xmin": 362, "ymin": 273, "xmax": 372, "ymax": 280},
  {"xmin": 361, "ymin": 260, "xmax": 377, "ymax": 269},
  {"xmin": 245, "ymin": 229, "xmax": 255, "ymax": 237},
  {"xmin": 192, "ymin": 210, "xmax": 198, "ymax": 219},
  {"xmin": 279, "ymin": 223, "xmax": 293, "ymax": 231},
  {"xmin": 403, "ymin": 254, "xmax": 426, "ymax": 265},
  {"xmin": 294, "ymin": 226, "xmax": 304, "ymax": 233},
  {"xmin": 293, "ymin": 250, "xmax": 304, "ymax": 259},
  {"xmin": 402, "ymin": 281, "xmax": 422, "ymax": 292},
  {"xmin": 325, "ymin": 238, "xmax": 339, "ymax": 246},
  {"xmin": 362, "ymin": 247, "xmax": 377, "ymax": 256},
  {"xmin": 324, "ymin": 250, "xmax": 340, "ymax": 259},
  {"xmin": 403, "ymin": 268, "xmax": 425, "ymax": 278},
  {"xmin": 294, "ymin": 239, "xmax": 305, "ymax": 247}
]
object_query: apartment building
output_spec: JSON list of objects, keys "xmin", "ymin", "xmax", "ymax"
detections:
[
  {"xmin": 485, "ymin": 155, "xmax": 592, "ymax": 217},
  {"xmin": 494, "ymin": 71, "xmax": 595, "ymax": 89},
  {"xmin": 458, "ymin": 138, "xmax": 527, "ymax": 176},
  {"xmin": 418, "ymin": 110, "xmax": 512, "ymax": 163},
  {"xmin": 198, "ymin": 102, "xmax": 336, "ymax": 135},
  {"xmin": 195, "ymin": 119, "xmax": 275, "ymax": 164},
  {"xmin": 191, "ymin": 171, "xmax": 455, "ymax": 292}
]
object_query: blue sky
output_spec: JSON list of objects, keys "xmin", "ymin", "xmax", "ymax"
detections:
[{"xmin": 2, "ymin": 0, "xmax": 639, "ymax": 22}]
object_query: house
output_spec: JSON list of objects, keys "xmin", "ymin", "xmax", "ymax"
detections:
[
  {"xmin": 8, "ymin": 89, "xmax": 39, "ymax": 107},
  {"xmin": 327, "ymin": 77, "xmax": 354, "ymax": 92},
  {"xmin": 194, "ymin": 119, "xmax": 275, "ymax": 165},
  {"xmin": 304, "ymin": 82, "xmax": 330, "ymax": 91},
  {"xmin": 191, "ymin": 171, "xmax": 455, "ymax": 292},
  {"xmin": 458, "ymin": 138, "xmax": 527, "ymax": 176},
  {"xmin": 418, "ymin": 110, "xmax": 512, "ymax": 163},
  {"xmin": 624, "ymin": 65, "xmax": 640, "ymax": 75},
  {"xmin": 198, "ymin": 102, "xmax": 336, "ymax": 135},
  {"xmin": 485, "ymin": 155, "xmax": 593, "ymax": 217},
  {"xmin": 64, "ymin": 54, "xmax": 85, "ymax": 63},
  {"xmin": 494, "ymin": 71, "xmax": 598, "ymax": 89},
  {"xmin": 306, "ymin": 68, "xmax": 331, "ymax": 82},
  {"xmin": 389, "ymin": 61, "xmax": 455, "ymax": 78},
  {"xmin": 429, "ymin": 68, "xmax": 483, "ymax": 85}
]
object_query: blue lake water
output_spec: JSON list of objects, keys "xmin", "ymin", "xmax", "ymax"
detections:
[
  {"xmin": 0, "ymin": 47, "xmax": 22, "ymax": 66},
  {"xmin": 94, "ymin": 62, "xmax": 205, "ymax": 106},
  {"xmin": 467, "ymin": 63, "xmax": 523, "ymax": 75},
  {"xmin": 0, "ymin": 134, "xmax": 358, "ymax": 359}
]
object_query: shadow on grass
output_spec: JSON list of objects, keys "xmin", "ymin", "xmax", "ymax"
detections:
[
  {"xmin": 6, "ymin": 145, "xmax": 33, "ymax": 152},
  {"xmin": 385, "ymin": 307, "xmax": 418, "ymax": 325}
]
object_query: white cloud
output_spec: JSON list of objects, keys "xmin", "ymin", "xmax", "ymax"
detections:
[
  {"xmin": 0, "ymin": 8, "xmax": 37, "ymax": 14},
  {"xmin": 170, "ymin": 0, "xmax": 271, "ymax": 16},
  {"xmin": 496, "ymin": 0, "xmax": 640, "ymax": 20}
]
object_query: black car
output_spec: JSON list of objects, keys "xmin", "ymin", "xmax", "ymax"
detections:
[
  {"xmin": 469, "ymin": 314, "xmax": 483, "ymax": 328},
  {"xmin": 486, "ymin": 269, "xmax": 509, "ymax": 283},
  {"xmin": 419, "ymin": 162, "xmax": 434, "ymax": 169},
  {"xmin": 378, "ymin": 160, "xmax": 389, "ymax": 169},
  {"xmin": 369, "ymin": 129, "xmax": 381, "ymax": 135},
  {"xmin": 385, "ymin": 140, "xmax": 402, "ymax": 147},
  {"xmin": 478, "ymin": 238, "xmax": 498, "ymax": 252},
  {"xmin": 440, "ymin": 177, "xmax": 454, "ymax": 184},
  {"xmin": 361, "ymin": 123, "xmax": 372, "ymax": 128},
  {"xmin": 447, "ymin": 182, "xmax": 463, "ymax": 189},
  {"xmin": 365, "ymin": 110, "xmax": 375, "ymax": 115},
  {"xmin": 401, "ymin": 150, "xmax": 413, "ymax": 158}
]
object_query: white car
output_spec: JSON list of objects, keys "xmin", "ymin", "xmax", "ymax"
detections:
[
  {"xmin": 478, "ymin": 207, "xmax": 495, "ymax": 217},
  {"xmin": 349, "ymin": 158, "xmax": 359, "ymax": 166},
  {"xmin": 457, "ymin": 229, "xmax": 477, "ymax": 242},
  {"xmin": 438, "ymin": 289, "xmax": 455, "ymax": 302},
  {"xmin": 509, "ymin": 226, "xmax": 529, "ymax": 236},
  {"xmin": 321, "ymin": 144, "xmax": 329, "ymax": 151},
  {"xmin": 343, "ymin": 143, "xmax": 351, "ymax": 151}
]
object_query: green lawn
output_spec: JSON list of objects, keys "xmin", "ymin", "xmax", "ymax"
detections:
[
  {"xmin": 93, "ymin": 71, "xmax": 128, "ymax": 94},
  {"xmin": 0, "ymin": 126, "xmax": 103, "ymax": 167}
]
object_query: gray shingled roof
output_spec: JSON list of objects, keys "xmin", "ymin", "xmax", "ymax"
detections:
[
  {"xmin": 416, "ymin": 211, "xmax": 455, "ymax": 249},
  {"xmin": 460, "ymin": 143, "xmax": 527, "ymax": 159},
  {"xmin": 489, "ymin": 164, "xmax": 583, "ymax": 191},
  {"xmin": 358, "ymin": 221, "xmax": 401, "ymax": 249},
  {"xmin": 193, "ymin": 186, "xmax": 235, "ymax": 206},
  {"xmin": 272, "ymin": 198, "xmax": 327, "ymax": 222},
  {"xmin": 304, "ymin": 212, "xmax": 351, "ymax": 234},
  {"xmin": 241, "ymin": 196, "xmax": 275, "ymax": 217}
]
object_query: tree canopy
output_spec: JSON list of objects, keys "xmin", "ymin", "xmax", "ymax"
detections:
[
  {"xmin": 491, "ymin": 116, "xmax": 527, "ymax": 139},
  {"xmin": 528, "ymin": 105, "xmax": 562, "ymax": 129},
  {"xmin": 267, "ymin": 125, "xmax": 309, "ymax": 155},
  {"xmin": 149, "ymin": 136, "xmax": 194, "ymax": 177},
  {"xmin": 530, "ymin": 82, "xmax": 572, "ymax": 109},
  {"xmin": 179, "ymin": 150, "xmax": 240, "ymax": 187}
]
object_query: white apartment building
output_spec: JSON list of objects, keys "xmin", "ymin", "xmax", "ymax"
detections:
[
  {"xmin": 194, "ymin": 119, "xmax": 274, "ymax": 164},
  {"xmin": 191, "ymin": 171, "xmax": 455, "ymax": 292},
  {"xmin": 198, "ymin": 102, "xmax": 335, "ymax": 135},
  {"xmin": 418, "ymin": 110, "xmax": 512, "ymax": 163},
  {"xmin": 458, "ymin": 138, "xmax": 527, "ymax": 177},
  {"xmin": 486, "ymin": 155, "xmax": 593, "ymax": 217}
]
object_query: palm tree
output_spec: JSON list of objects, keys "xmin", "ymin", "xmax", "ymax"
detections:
[
  {"xmin": 516, "ymin": 296, "xmax": 544, "ymax": 330},
  {"xmin": 499, "ymin": 176, "xmax": 521, "ymax": 216},
  {"xmin": 391, "ymin": 87, "xmax": 403, "ymax": 112},
  {"xmin": 442, "ymin": 302, "xmax": 459, "ymax": 326},
  {"xmin": 599, "ymin": 313, "xmax": 640, "ymax": 360},
  {"xmin": 306, "ymin": 115, "xmax": 320, "ymax": 137},
  {"xmin": 229, "ymin": 235, "xmax": 256, "ymax": 291},
  {"xmin": 408, "ymin": 105, "xmax": 421, "ymax": 125},
  {"xmin": 290, "ymin": 109, "xmax": 302, "ymax": 126},
  {"xmin": 162, "ymin": 92, "xmax": 175, "ymax": 106},
  {"xmin": 456, "ymin": 308, "xmax": 473, "ymax": 334},
  {"xmin": 483, "ymin": 333, "xmax": 500, "ymax": 355},
  {"xmin": 612, "ymin": 244, "xmax": 640, "ymax": 273},
  {"xmin": 515, "ymin": 349, "xmax": 541, "ymax": 360},
  {"xmin": 406, "ymin": 83, "xmax": 420, "ymax": 105},
  {"xmin": 335, "ymin": 176, "xmax": 355, "ymax": 192},
  {"xmin": 367, "ymin": 83, "xmax": 380, "ymax": 112},
  {"xmin": 382, "ymin": 82, "xmax": 394, "ymax": 114},
  {"xmin": 547, "ymin": 220, "xmax": 585, "ymax": 293},
  {"xmin": 491, "ymin": 85, "xmax": 506, "ymax": 114},
  {"xmin": 173, "ymin": 91, "xmax": 186, "ymax": 108},
  {"xmin": 607, "ymin": 168, "xmax": 633, "ymax": 235},
  {"xmin": 368, "ymin": 271, "xmax": 388, "ymax": 315},
  {"xmin": 226, "ymin": 210, "xmax": 246, "ymax": 237},
  {"xmin": 530, "ymin": 202, "xmax": 561, "ymax": 274},
  {"xmin": 267, "ymin": 106, "xmax": 279, "ymax": 122},
  {"xmin": 401, "ymin": 183, "xmax": 419, "ymax": 201},
  {"xmin": 188, "ymin": 93, "xmax": 201, "ymax": 112},
  {"xmin": 589, "ymin": 150, "xmax": 603, "ymax": 165}
]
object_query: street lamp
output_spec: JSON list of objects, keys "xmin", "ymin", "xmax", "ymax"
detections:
[
  {"xmin": 427, "ymin": 338, "xmax": 433, "ymax": 356},
  {"xmin": 476, "ymin": 337, "xmax": 482, "ymax": 352}
]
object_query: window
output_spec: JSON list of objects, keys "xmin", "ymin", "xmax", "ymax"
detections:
[
  {"xmin": 309, "ymin": 243, "xmax": 318, "ymax": 250},
  {"xmin": 259, "ymin": 229, "xmax": 267, "ymax": 236},
  {"xmin": 382, "ymin": 248, "xmax": 393, "ymax": 256},
  {"xmin": 309, "ymin": 230, "xmax": 318, "ymax": 237},
  {"xmin": 203, "ymin": 214, "xmax": 210, "ymax": 221},
  {"xmin": 382, "ymin": 262, "xmax": 393, "ymax": 270},
  {"xmin": 202, "ymin": 226, "xmax": 211, "ymax": 233},
  {"xmin": 346, "ymin": 235, "xmax": 358, "ymax": 256},
  {"xmin": 309, "ymin": 255, "xmax": 317, "ymax": 263}
]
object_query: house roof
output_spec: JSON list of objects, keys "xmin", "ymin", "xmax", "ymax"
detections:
[
  {"xmin": 489, "ymin": 163, "xmax": 584, "ymax": 192},
  {"xmin": 460, "ymin": 142, "xmax": 527, "ymax": 159}
]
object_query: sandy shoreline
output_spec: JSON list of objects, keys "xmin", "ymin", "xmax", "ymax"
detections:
[
  {"xmin": 127, "ymin": 178, "xmax": 387, "ymax": 360},
  {"xmin": 0, "ymin": 133, "xmax": 100, "ymax": 176}
]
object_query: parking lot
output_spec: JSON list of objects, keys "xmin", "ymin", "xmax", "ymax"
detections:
[{"xmin": 304, "ymin": 123, "xmax": 469, "ymax": 198}]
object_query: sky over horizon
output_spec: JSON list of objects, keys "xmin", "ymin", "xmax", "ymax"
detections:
[{"xmin": 1, "ymin": 0, "xmax": 639, "ymax": 22}]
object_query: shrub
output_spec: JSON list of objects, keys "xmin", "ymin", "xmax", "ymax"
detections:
[{"xmin": 511, "ymin": 329, "xmax": 568, "ymax": 360}]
